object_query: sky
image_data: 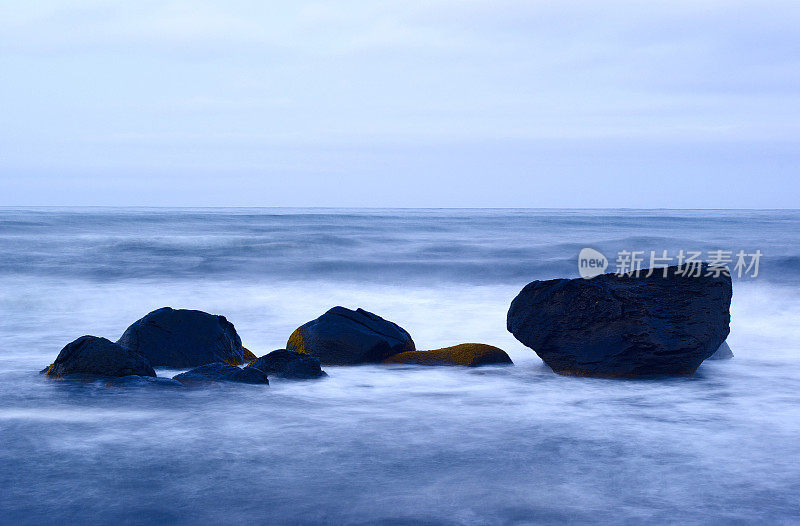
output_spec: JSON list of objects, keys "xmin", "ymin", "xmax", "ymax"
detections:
[{"xmin": 1, "ymin": 0, "xmax": 799, "ymax": 207}]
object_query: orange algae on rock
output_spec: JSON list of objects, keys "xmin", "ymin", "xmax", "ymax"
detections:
[
  {"xmin": 223, "ymin": 347, "xmax": 256, "ymax": 366},
  {"xmin": 286, "ymin": 328, "xmax": 308, "ymax": 355},
  {"xmin": 241, "ymin": 347, "xmax": 257, "ymax": 364},
  {"xmin": 384, "ymin": 343, "xmax": 512, "ymax": 367}
]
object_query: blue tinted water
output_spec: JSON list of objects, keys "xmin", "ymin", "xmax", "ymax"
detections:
[{"xmin": 1, "ymin": 208, "xmax": 799, "ymax": 524}]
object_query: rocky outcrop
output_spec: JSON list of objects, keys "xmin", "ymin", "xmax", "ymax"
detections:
[
  {"xmin": 287, "ymin": 307, "xmax": 414, "ymax": 365},
  {"xmin": 384, "ymin": 343, "xmax": 513, "ymax": 367},
  {"xmin": 247, "ymin": 350, "xmax": 326, "ymax": 379},
  {"xmin": 707, "ymin": 341, "xmax": 734, "ymax": 360},
  {"xmin": 507, "ymin": 265, "xmax": 732, "ymax": 377},
  {"xmin": 42, "ymin": 336, "xmax": 156, "ymax": 378},
  {"xmin": 117, "ymin": 307, "xmax": 245, "ymax": 368},
  {"xmin": 172, "ymin": 362, "xmax": 268, "ymax": 386}
]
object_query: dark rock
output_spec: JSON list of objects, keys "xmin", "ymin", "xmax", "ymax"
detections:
[
  {"xmin": 707, "ymin": 341, "xmax": 734, "ymax": 360},
  {"xmin": 286, "ymin": 307, "xmax": 414, "ymax": 365},
  {"xmin": 42, "ymin": 336, "xmax": 156, "ymax": 378},
  {"xmin": 507, "ymin": 265, "xmax": 732, "ymax": 377},
  {"xmin": 172, "ymin": 362, "xmax": 268, "ymax": 386},
  {"xmin": 247, "ymin": 349, "xmax": 327, "ymax": 379},
  {"xmin": 105, "ymin": 375, "xmax": 184, "ymax": 388},
  {"xmin": 117, "ymin": 307, "xmax": 244, "ymax": 368},
  {"xmin": 384, "ymin": 343, "xmax": 513, "ymax": 367}
]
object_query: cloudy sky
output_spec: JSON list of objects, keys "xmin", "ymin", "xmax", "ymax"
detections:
[{"xmin": 1, "ymin": 1, "xmax": 798, "ymax": 207}]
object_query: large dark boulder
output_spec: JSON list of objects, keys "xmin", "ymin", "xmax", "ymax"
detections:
[
  {"xmin": 707, "ymin": 341, "xmax": 734, "ymax": 360},
  {"xmin": 384, "ymin": 343, "xmax": 513, "ymax": 367},
  {"xmin": 507, "ymin": 265, "xmax": 732, "ymax": 377},
  {"xmin": 172, "ymin": 362, "xmax": 268, "ymax": 386},
  {"xmin": 117, "ymin": 307, "xmax": 244, "ymax": 368},
  {"xmin": 286, "ymin": 307, "xmax": 414, "ymax": 365},
  {"xmin": 247, "ymin": 350, "xmax": 326, "ymax": 379},
  {"xmin": 42, "ymin": 336, "xmax": 156, "ymax": 378}
]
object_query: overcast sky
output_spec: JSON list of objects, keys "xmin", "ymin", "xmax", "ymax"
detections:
[{"xmin": 1, "ymin": 1, "xmax": 798, "ymax": 207}]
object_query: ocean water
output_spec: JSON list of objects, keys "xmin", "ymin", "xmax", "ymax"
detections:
[{"xmin": 1, "ymin": 208, "xmax": 799, "ymax": 525}]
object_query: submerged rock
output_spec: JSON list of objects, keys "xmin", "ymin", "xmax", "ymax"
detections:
[
  {"xmin": 287, "ymin": 307, "xmax": 415, "ymax": 365},
  {"xmin": 117, "ymin": 307, "xmax": 245, "ymax": 368},
  {"xmin": 247, "ymin": 349, "xmax": 326, "ymax": 379},
  {"xmin": 42, "ymin": 336, "xmax": 156, "ymax": 378},
  {"xmin": 384, "ymin": 343, "xmax": 513, "ymax": 367},
  {"xmin": 707, "ymin": 341, "xmax": 734, "ymax": 360},
  {"xmin": 105, "ymin": 375, "xmax": 184, "ymax": 389},
  {"xmin": 507, "ymin": 265, "xmax": 732, "ymax": 377},
  {"xmin": 172, "ymin": 362, "xmax": 268, "ymax": 386}
]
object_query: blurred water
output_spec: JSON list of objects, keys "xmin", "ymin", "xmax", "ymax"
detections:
[{"xmin": 1, "ymin": 208, "xmax": 799, "ymax": 525}]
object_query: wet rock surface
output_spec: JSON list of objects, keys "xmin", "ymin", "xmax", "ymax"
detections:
[
  {"xmin": 707, "ymin": 341, "xmax": 734, "ymax": 360},
  {"xmin": 104, "ymin": 375, "xmax": 185, "ymax": 388},
  {"xmin": 172, "ymin": 362, "xmax": 269, "ymax": 386},
  {"xmin": 385, "ymin": 343, "xmax": 512, "ymax": 367},
  {"xmin": 287, "ymin": 307, "xmax": 414, "ymax": 365},
  {"xmin": 42, "ymin": 336, "xmax": 156, "ymax": 378},
  {"xmin": 117, "ymin": 307, "xmax": 244, "ymax": 368},
  {"xmin": 247, "ymin": 349, "xmax": 326, "ymax": 379},
  {"xmin": 507, "ymin": 266, "xmax": 732, "ymax": 377}
]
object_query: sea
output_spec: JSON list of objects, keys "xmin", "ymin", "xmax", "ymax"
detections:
[{"xmin": 1, "ymin": 208, "xmax": 799, "ymax": 525}]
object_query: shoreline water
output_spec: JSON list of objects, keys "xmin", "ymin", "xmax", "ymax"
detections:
[{"xmin": 2, "ymin": 209, "xmax": 799, "ymax": 524}]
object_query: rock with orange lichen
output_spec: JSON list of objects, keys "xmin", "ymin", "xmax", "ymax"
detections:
[
  {"xmin": 287, "ymin": 307, "xmax": 414, "ymax": 365},
  {"xmin": 384, "ymin": 344, "xmax": 512, "ymax": 367},
  {"xmin": 242, "ymin": 347, "xmax": 258, "ymax": 364}
]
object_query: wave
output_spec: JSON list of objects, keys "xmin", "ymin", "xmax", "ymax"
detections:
[{"xmin": 0, "ymin": 208, "xmax": 797, "ymax": 285}]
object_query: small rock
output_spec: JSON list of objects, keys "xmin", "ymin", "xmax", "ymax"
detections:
[
  {"xmin": 706, "ymin": 341, "xmax": 734, "ymax": 360},
  {"xmin": 247, "ymin": 349, "xmax": 327, "ymax": 379},
  {"xmin": 287, "ymin": 307, "xmax": 414, "ymax": 365},
  {"xmin": 42, "ymin": 336, "xmax": 155, "ymax": 378},
  {"xmin": 105, "ymin": 375, "xmax": 185, "ymax": 388},
  {"xmin": 384, "ymin": 343, "xmax": 513, "ymax": 367},
  {"xmin": 117, "ymin": 307, "xmax": 245, "ymax": 368},
  {"xmin": 172, "ymin": 362, "xmax": 268, "ymax": 386}
]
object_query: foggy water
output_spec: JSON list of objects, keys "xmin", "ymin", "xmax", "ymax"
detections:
[{"xmin": 1, "ymin": 209, "xmax": 799, "ymax": 525}]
